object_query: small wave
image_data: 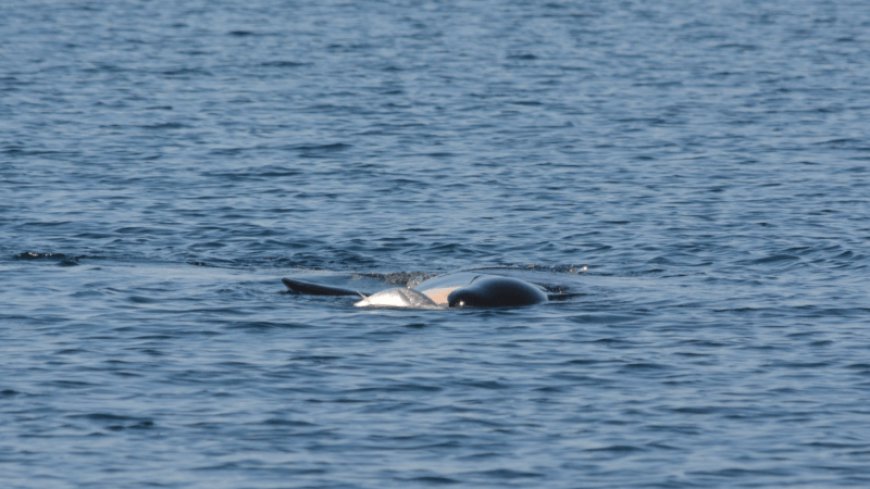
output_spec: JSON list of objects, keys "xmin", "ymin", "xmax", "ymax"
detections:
[
  {"xmin": 689, "ymin": 467, "xmax": 793, "ymax": 478},
  {"xmin": 161, "ymin": 67, "xmax": 213, "ymax": 77},
  {"xmin": 465, "ymin": 468, "xmax": 544, "ymax": 479},
  {"xmin": 766, "ymin": 360, "xmax": 832, "ymax": 369},
  {"xmin": 45, "ymin": 380, "xmax": 97, "ymax": 389},
  {"xmin": 747, "ymin": 254, "xmax": 801, "ymax": 265},
  {"xmin": 584, "ymin": 444, "xmax": 646, "ymax": 453},
  {"xmin": 259, "ymin": 60, "xmax": 310, "ymax": 68},
  {"xmin": 401, "ymin": 475, "xmax": 460, "ymax": 485},
  {"xmin": 227, "ymin": 321, "xmax": 313, "ymax": 331},
  {"xmin": 260, "ymin": 418, "xmax": 317, "ymax": 427},
  {"xmin": 15, "ymin": 251, "xmax": 80, "ymax": 266},
  {"xmin": 283, "ymin": 142, "xmax": 352, "ymax": 154},
  {"xmin": 813, "ymin": 137, "xmax": 864, "ymax": 148},
  {"xmin": 347, "ymin": 383, "xmax": 443, "ymax": 394},
  {"xmin": 506, "ymin": 52, "xmax": 538, "ymax": 61},
  {"xmin": 68, "ymin": 412, "xmax": 153, "ymax": 425},
  {"xmin": 202, "ymin": 166, "xmax": 303, "ymax": 180},
  {"xmin": 2, "ymin": 147, "xmax": 81, "ymax": 157},
  {"xmin": 139, "ymin": 122, "xmax": 188, "ymax": 130},
  {"xmin": 621, "ymin": 362, "xmax": 670, "ymax": 371},
  {"xmin": 227, "ymin": 30, "xmax": 258, "ymax": 37}
]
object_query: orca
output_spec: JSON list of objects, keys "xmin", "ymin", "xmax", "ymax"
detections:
[{"xmin": 282, "ymin": 272, "xmax": 549, "ymax": 309}]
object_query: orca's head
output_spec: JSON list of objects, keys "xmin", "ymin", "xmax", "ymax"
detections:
[{"xmin": 447, "ymin": 276, "xmax": 547, "ymax": 308}]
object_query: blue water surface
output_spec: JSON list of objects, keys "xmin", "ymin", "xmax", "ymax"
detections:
[{"xmin": 2, "ymin": 1, "xmax": 869, "ymax": 487}]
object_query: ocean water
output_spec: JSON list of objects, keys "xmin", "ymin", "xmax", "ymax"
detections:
[{"xmin": 2, "ymin": 0, "xmax": 869, "ymax": 487}]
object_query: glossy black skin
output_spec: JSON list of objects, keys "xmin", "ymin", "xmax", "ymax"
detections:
[{"xmin": 447, "ymin": 276, "xmax": 548, "ymax": 308}]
